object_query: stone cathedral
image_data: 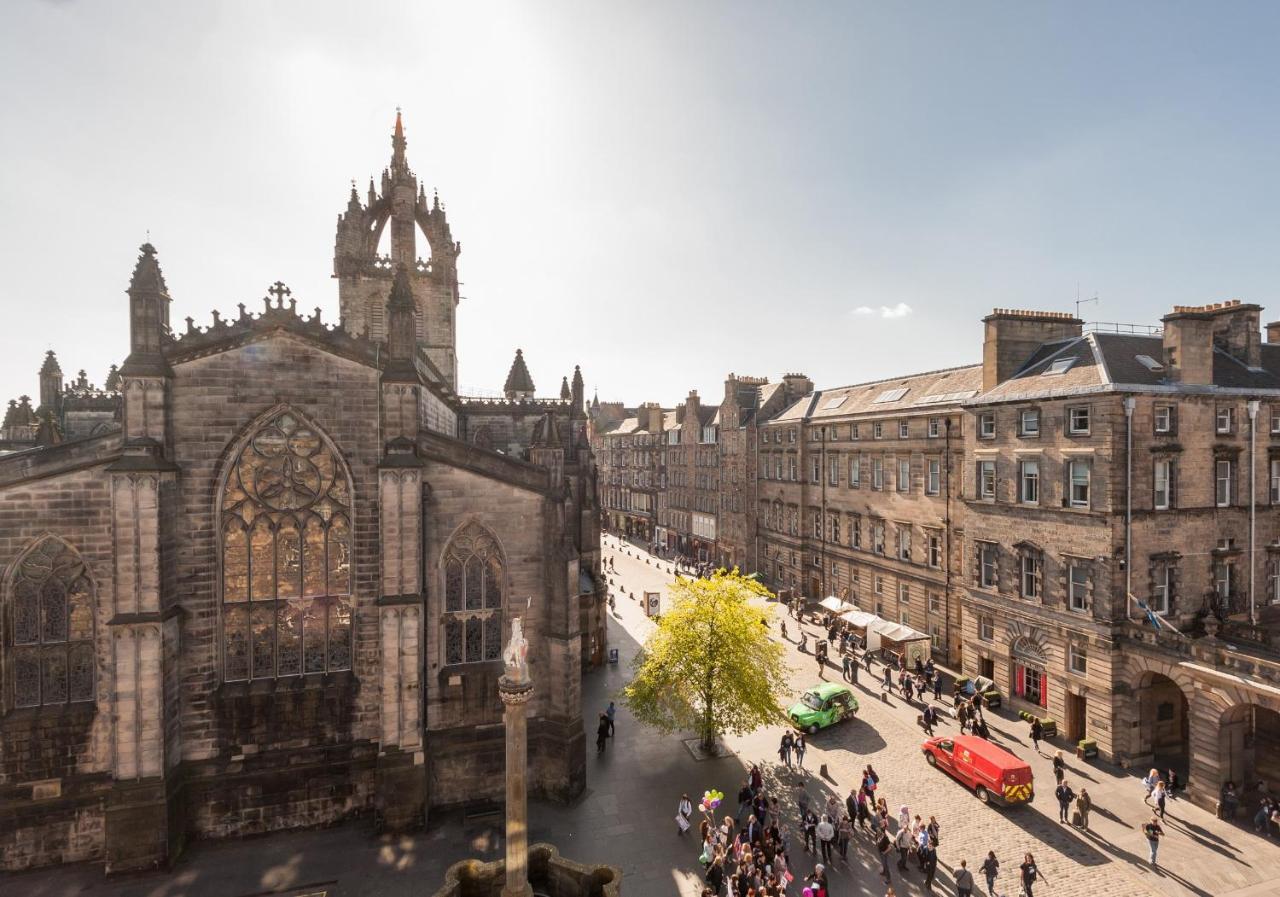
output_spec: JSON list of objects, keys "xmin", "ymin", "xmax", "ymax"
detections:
[{"xmin": 0, "ymin": 113, "xmax": 606, "ymax": 872}]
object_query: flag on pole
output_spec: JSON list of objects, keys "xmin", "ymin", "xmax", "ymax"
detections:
[{"xmin": 1131, "ymin": 593, "xmax": 1179, "ymax": 634}]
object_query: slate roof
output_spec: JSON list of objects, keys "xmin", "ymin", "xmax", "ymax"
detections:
[{"xmin": 768, "ymin": 364, "xmax": 984, "ymax": 423}]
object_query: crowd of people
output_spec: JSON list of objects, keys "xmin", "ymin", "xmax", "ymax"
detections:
[{"xmin": 686, "ymin": 748, "xmax": 1044, "ymax": 897}]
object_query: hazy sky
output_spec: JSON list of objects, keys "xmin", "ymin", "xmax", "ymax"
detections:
[{"xmin": 4, "ymin": 2, "xmax": 1280, "ymax": 408}]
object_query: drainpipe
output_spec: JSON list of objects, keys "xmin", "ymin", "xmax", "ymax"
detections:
[
  {"xmin": 1124, "ymin": 396, "xmax": 1135, "ymax": 619},
  {"xmin": 944, "ymin": 416, "xmax": 953, "ymax": 664},
  {"xmin": 1248, "ymin": 399, "xmax": 1260, "ymax": 625}
]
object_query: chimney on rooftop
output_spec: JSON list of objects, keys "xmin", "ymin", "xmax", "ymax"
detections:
[
  {"xmin": 981, "ymin": 309, "xmax": 1083, "ymax": 392},
  {"xmin": 1267, "ymin": 321, "xmax": 1280, "ymax": 344},
  {"xmin": 1162, "ymin": 300, "xmax": 1262, "ymax": 384}
]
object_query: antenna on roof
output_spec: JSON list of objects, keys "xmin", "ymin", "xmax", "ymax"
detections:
[{"xmin": 1075, "ymin": 290, "xmax": 1099, "ymax": 320}]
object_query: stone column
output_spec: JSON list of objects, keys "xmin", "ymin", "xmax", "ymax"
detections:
[{"xmin": 499, "ymin": 673, "xmax": 535, "ymax": 897}]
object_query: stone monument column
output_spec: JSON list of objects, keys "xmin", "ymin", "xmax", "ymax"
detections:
[{"xmin": 499, "ymin": 617, "xmax": 534, "ymax": 897}]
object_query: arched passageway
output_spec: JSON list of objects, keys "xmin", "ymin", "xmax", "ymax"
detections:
[
  {"xmin": 1219, "ymin": 703, "xmax": 1280, "ymax": 794},
  {"xmin": 1136, "ymin": 671, "xmax": 1190, "ymax": 777}
]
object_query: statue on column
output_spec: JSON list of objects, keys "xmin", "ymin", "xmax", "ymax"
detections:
[{"xmin": 503, "ymin": 614, "xmax": 530, "ymax": 684}]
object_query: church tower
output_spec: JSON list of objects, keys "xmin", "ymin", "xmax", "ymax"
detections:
[{"xmin": 334, "ymin": 111, "xmax": 461, "ymax": 389}]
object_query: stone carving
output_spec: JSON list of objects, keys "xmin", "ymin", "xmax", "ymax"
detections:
[{"xmin": 503, "ymin": 615, "xmax": 529, "ymax": 683}]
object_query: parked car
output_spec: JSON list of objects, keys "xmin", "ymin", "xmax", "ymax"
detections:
[
  {"xmin": 954, "ymin": 674, "xmax": 1002, "ymax": 708},
  {"xmin": 921, "ymin": 734, "xmax": 1033, "ymax": 805},
  {"xmin": 788, "ymin": 682, "xmax": 858, "ymax": 734}
]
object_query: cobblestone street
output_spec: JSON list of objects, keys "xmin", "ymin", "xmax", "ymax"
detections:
[{"xmin": 5, "ymin": 535, "xmax": 1277, "ymax": 897}]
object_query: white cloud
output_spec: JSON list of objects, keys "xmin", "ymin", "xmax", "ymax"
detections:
[{"xmin": 852, "ymin": 303, "xmax": 913, "ymax": 319}]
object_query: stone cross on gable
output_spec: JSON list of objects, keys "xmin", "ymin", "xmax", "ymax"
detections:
[{"xmin": 266, "ymin": 281, "xmax": 292, "ymax": 308}]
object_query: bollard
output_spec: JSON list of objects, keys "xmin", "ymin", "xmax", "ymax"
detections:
[{"xmin": 819, "ymin": 763, "xmax": 828, "ymax": 779}]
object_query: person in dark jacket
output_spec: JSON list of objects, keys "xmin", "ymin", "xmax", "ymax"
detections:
[
  {"xmin": 705, "ymin": 857, "xmax": 724, "ymax": 896},
  {"xmin": 979, "ymin": 851, "xmax": 999, "ymax": 896},
  {"xmin": 1055, "ymin": 780, "xmax": 1076, "ymax": 823},
  {"xmin": 1030, "ymin": 718, "xmax": 1043, "ymax": 753},
  {"xmin": 596, "ymin": 713, "xmax": 610, "ymax": 753}
]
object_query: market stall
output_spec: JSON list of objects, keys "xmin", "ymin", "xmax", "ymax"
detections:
[{"xmin": 866, "ymin": 619, "xmax": 932, "ymax": 667}]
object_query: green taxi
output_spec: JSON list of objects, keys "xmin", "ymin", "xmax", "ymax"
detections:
[{"xmin": 787, "ymin": 682, "xmax": 859, "ymax": 733}]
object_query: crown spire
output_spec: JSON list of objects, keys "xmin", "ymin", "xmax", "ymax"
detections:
[
  {"xmin": 391, "ymin": 108, "xmax": 407, "ymax": 172},
  {"xmin": 503, "ymin": 349, "xmax": 536, "ymax": 400}
]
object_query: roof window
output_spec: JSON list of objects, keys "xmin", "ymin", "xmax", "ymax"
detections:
[
  {"xmin": 873, "ymin": 387, "xmax": 909, "ymax": 404},
  {"xmin": 1042, "ymin": 357, "xmax": 1076, "ymax": 376},
  {"xmin": 1135, "ymin": 354, "xmax": 1164, "ymax": 372},
  {"xmin": 822, "ymin": 396, "xmax": 848, "ymax": 410}
]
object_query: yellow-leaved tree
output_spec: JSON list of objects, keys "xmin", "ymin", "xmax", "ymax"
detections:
[{"xmin": 623, "ymin": 569, "xmax": 789, "ymax": 752}]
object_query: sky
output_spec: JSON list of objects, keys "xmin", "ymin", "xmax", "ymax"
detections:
[{"xmin": 3, "ymin": 2, "xmax": 1280, "ymax": 408}]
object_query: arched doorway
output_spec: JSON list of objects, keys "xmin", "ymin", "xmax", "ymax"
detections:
[
  {"xmin": 1136, "ymin": 672, "xmax": 1190, "ymax": 776},
  {"xmin": 1219, "ymin": 703, "xmax": 1280, "ymax": 793}
]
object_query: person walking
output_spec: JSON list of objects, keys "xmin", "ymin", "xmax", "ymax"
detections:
[
  {"xmin": 954, "ymin": 858, "xmax": 974, "ymax": 897},
  {"xmin": 877, "ymin": 828, "xmax": 894, "ymax": 883},
  {"xmin": 606, "ymin": 701, "xmax": 616, "ymax": 737},
  {"xmin": 596, "ymin": 713, "xmax": 609, "ymax": 753},
  {"xmin": 837, "ymin": 813, "xmax": 852, "ymax": 861},
  {"xmin": 894, "ymin": 823, "xmax": 912, "ymax": 871},
  {"xmin": 778, "ymin": 731, "xmax": 794, "ymax": 768},
  {"xmin": 921, "ymin": 839, "xmax": 938, "ymax": 892},
  {"xmin": 1052, "ymin": 750, "xmax": 1065, "ymax": 785},
  {"xmin": 1055, "ymin": 779, "xmax": 1075, "ymax": 823},
  {"xmin": 677, "ymin": 793, "xmax": 693, "ymax": 835},
  {"xmin": 842, "ymin": 654, "xmax": 853, "ymax": 683},
  {"xmin": 817, "ymin": 814, "xmax": 836, "ymax": 864},
  {"xmin": 802, "ymin": 809, "xmax": 818, "ymax": 854},
  {"xmin": 979, "ymin": 852, "xmax": 999, "ymax": 896},
  {"xmin": 737, "ymin": 780, "xmax": 754, "ymax": 823},
  {"xmin": 1154, "ymin": 780, "xmax": 1168, "ymax": 819},
  {"xmin": 1030, "ymin": 718, "xmax": 1043, "ymax": 754},
  {"xmin": 1076, "ymin": 787, "xmax": 1092, "ymax": 830},
  {"xmin": 1144, "ymin": 815, "xmax": 1165, "ymax": 865},
  {"xmin": 883, "ymin": 666, "xmax": 893, "ymax": 692},
  {"xmin": 1142, "ymin": 768, "xmax": 1160, "ymax": 804},
  {"xmin": 1018, "ymin": 853, "xmax": 1042, "ymax": 897},
  {"xmin": 865, "ymin": 650, "xmax": 873, "ymax": 672},
  {"xmin": 850, "ymin": 656, "xmax": 859, "ymax": 685},
  {"xmin": 933, "ymin": 674, "xmax": 943, "ymax": 701},
  {"xmin": 795, "ymin": 733, "xmax": 807, "ymax": 769}
]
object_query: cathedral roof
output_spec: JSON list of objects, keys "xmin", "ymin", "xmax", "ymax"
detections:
[
  {"xmin": 128, "ymin": 243, "xmax": 170, "ymax": 296},
  {"xmin": 504, "ymin": 349, "xmax": 535, "ymax": 395}
]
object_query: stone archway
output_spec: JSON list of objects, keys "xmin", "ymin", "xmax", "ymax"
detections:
[
  {"xmin": 1135, "ymin": 671, "xmax": 1190, "ymax": 777},
  {"xmin": 1218, "ymin": 703, "xmax": 1280, "ymax": 796}
]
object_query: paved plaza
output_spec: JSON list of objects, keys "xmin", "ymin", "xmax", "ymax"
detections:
[{"xmin": 4, "ymin": 534, "xmax": 1278, "ymax": 897}]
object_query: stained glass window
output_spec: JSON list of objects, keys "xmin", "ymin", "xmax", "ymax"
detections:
[
  {"xmin": 439, "ymin": 524, "xmax": 506, "ymax": 666},
  {"xmin": 220, "ymin": 409, "xmax": 354, "ymax": 681},
  {"xmin": 6, "ymin": 536, "xmax": 96, "ymax": 709}
]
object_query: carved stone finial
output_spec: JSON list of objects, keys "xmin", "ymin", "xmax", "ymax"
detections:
[{"xmin": 211, "ymin": 310, "xmax": 223, "ymax": 327}]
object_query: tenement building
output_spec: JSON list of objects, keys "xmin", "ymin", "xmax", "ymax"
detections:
[
  {"xmin": 0, "ymin": 114, "xmax": 602, "ymax": 872},
  {"xmin": 592, "ymin": 403, "xmax": 664, "ymax": 542},
  {"xmin": 961, "ymin": 303, "xmax": 1280, "ymax": 809},
  {"xmin": 756, "ymin": 368, "xmax": 977, "ymax": 666}
]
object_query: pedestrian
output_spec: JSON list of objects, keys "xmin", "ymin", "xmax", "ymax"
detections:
[
  {"xmin": 842, "ymin": 654, "xmax": 852, "ymax": 682},
  {"xmin": 1052, "ymin": 750, "xmax": 1065, "ymax": 785},
  {"xmin": 706, "ymin": 855, "xmax": 725, "ymax": 896},
  {"xmin": 850, "ymin": 658, "xmax": 859, "ymax": 685},
  {"xmin": 922, "ymin": 705, "xmax": 935, "ymax": 736},
  {"xmin": 802, "ymin": 809, "xmax": 818, "ymax": 853},
  {"xmin": 606, "ymin": 701, "xmax": 616, "ymax": 737},
  {"xmin": 921, "ymin": 839, "xmax": 938, "ymax": 891},
  {"xmin": 1167, "ymin": 768, "xmax": 1180, "ymax": 800},
  {"xmin": 1076, "ymin": 787, "xmax": 1092, "ymax": 830},
  {"xmin": 816, "ymin": 650, "xmax": 826, "ymax": 679},
  {"xmin": 778, "ymin": 731, "xmax": 794, "ymax": 767},
  {"xmin": 955, "ymin": 858, "xmax": 974, "ymax": 897},
  {"xmin": 596, "ymin": 713, "xmax": 609, "ymax": 753},
  {"xmin": 836, "ymin": 813, "xmax": 852, "ymax": 861},
  {"xmin": 795, "ymin": 733, "xmax": 807, "ymax": 768},
  {"xmin": 957, "ymin": 701, "xmax": 969, "ymax": 734},
  {"xmin": 805, "ymin": 864, "xmax": 828, "ymax": 897},
  {"xmin": 1018, "ymin": 852, "xmax": 1042, "ymax": 897},
  {"xmin": 883, "ymin": 666, "xmax": 893, "ymax": 691},
  {"xmin": 1153, "ymin": 780, "xmax": 1168, "ymax": 819},
  {"xmin": 898, "ymin": 804, "xmax": 911, "ymax": 832},
  {"xmin": 877, "ymin": 828, "xmax": 894, "ymax": 882},
  {"xmin": 751, "ymin": 764, "xmax": 764, "ymax": 795},
  {"xmin": 933, "ymin": 675, "xmax": 942, "ymax": 701},
  {"xmin": 1029, "ymin": 718, "xmax": 1043, "ymax": 753},
  {"xmin": 1055, "ymin": 778, "xmax": 1075, "ymax": 823},
  {"xmin": 817, "ymin": 814, "xmax": 836, "ymax": 863},
  {"xmin": 1142, "ymin": 767, "xmax": 1160, "ymax": 803},
  {"xmin": 677, "ymin": 793, "xmax": 693, "ymax": 835},
  {"xmin": 737, "ymin": 780, "xmax": 754, "ymax": 822},
  {"xmin": 979, "ymin": 851, "xmax": 999, "ymax": 896},
  {"xmin": 903, "ymin": 677, "xmax": 915, "ymax": 703},
  {"xmin": 1221, "ymin": 780, "xmax": 1240, "ymax": 820},
  {"xmin": 894, "ymin": 824, "xmax": 911, "ymax": 871},
  {"xmin": 865, "ymin": 650, "xmax": 873, "ymax": 672},
  {"xmin": 1144, "ymin": 815, "xmax": 1164, "ymax": 865}
]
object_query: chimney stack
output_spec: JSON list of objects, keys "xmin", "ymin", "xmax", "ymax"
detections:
[
  {"xmin": 981, "ymin": 309, "xmax": 1083, "ymax": 392},
  {"xmin": 1162, "ymin": 300, "xmax": 1262, "ymax": 384}
]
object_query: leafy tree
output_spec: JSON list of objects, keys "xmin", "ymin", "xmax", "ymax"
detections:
[{"xmin": 623, "ymin": 568, "xmax": 790, "ymax": 751}]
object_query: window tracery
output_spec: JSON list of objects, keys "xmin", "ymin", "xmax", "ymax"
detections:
[
  {"xmin": 441, "ymin": 524, "xmax": 505, "ymax": 665},
  {"xmin": 220, "ymin": 409, "xmax": 353, "ymax": 681},
  {"xmin": 6, "ymin": 536, "xmax": 95, "ymax": 709}
]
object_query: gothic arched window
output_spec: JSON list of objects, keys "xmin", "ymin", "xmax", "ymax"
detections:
[
  {"xmin": 6, "ymin": 536, "xmax": 95, "ymax": 709},
  {"xmin": 220, "ymin": 409, "xmax": 353, "ymax": 681},
  {"xmin": 441, "ymin": 524, "xmax": 505, "ymax": 665}
]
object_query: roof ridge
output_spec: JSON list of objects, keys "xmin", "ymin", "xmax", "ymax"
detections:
[{"xmin": 817, "ymin": 362, "xmax": 982, "ymax": 394}]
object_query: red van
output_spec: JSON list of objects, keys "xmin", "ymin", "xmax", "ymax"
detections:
[{"xmin": 921, "ymin": 735, "xmax": 1034, "ymax": 806}]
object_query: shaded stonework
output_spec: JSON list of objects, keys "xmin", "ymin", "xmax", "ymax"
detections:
[
  {"xmin": 0, "ymin": 113, "xmax": 602, "ymax": 873},
  {"xmin": 431, "ymin": 843, "xmax": 621, "ymax": 897}
]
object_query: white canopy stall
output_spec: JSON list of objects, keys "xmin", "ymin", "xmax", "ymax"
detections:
[
  {"xmin": 866, "ymin": 618, "xmax": 932, "ymax": 665},
  {"xmin": 819, "ymin": 595, "xmax": 856, "ymax": 614}
]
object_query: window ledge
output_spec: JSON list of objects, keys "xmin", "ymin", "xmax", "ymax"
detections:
[
  {"xmin": 216, "ymin": 670, "xmax": 355, "ymax": 698},
  {"xmin": 3, "ymin": 702, "xmax": 97, "ymax": 724}
]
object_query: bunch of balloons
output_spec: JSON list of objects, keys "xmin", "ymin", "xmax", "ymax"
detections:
[{"xmin": 699, "ymin": 789, "xmax": 724, "ymax": 813}]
